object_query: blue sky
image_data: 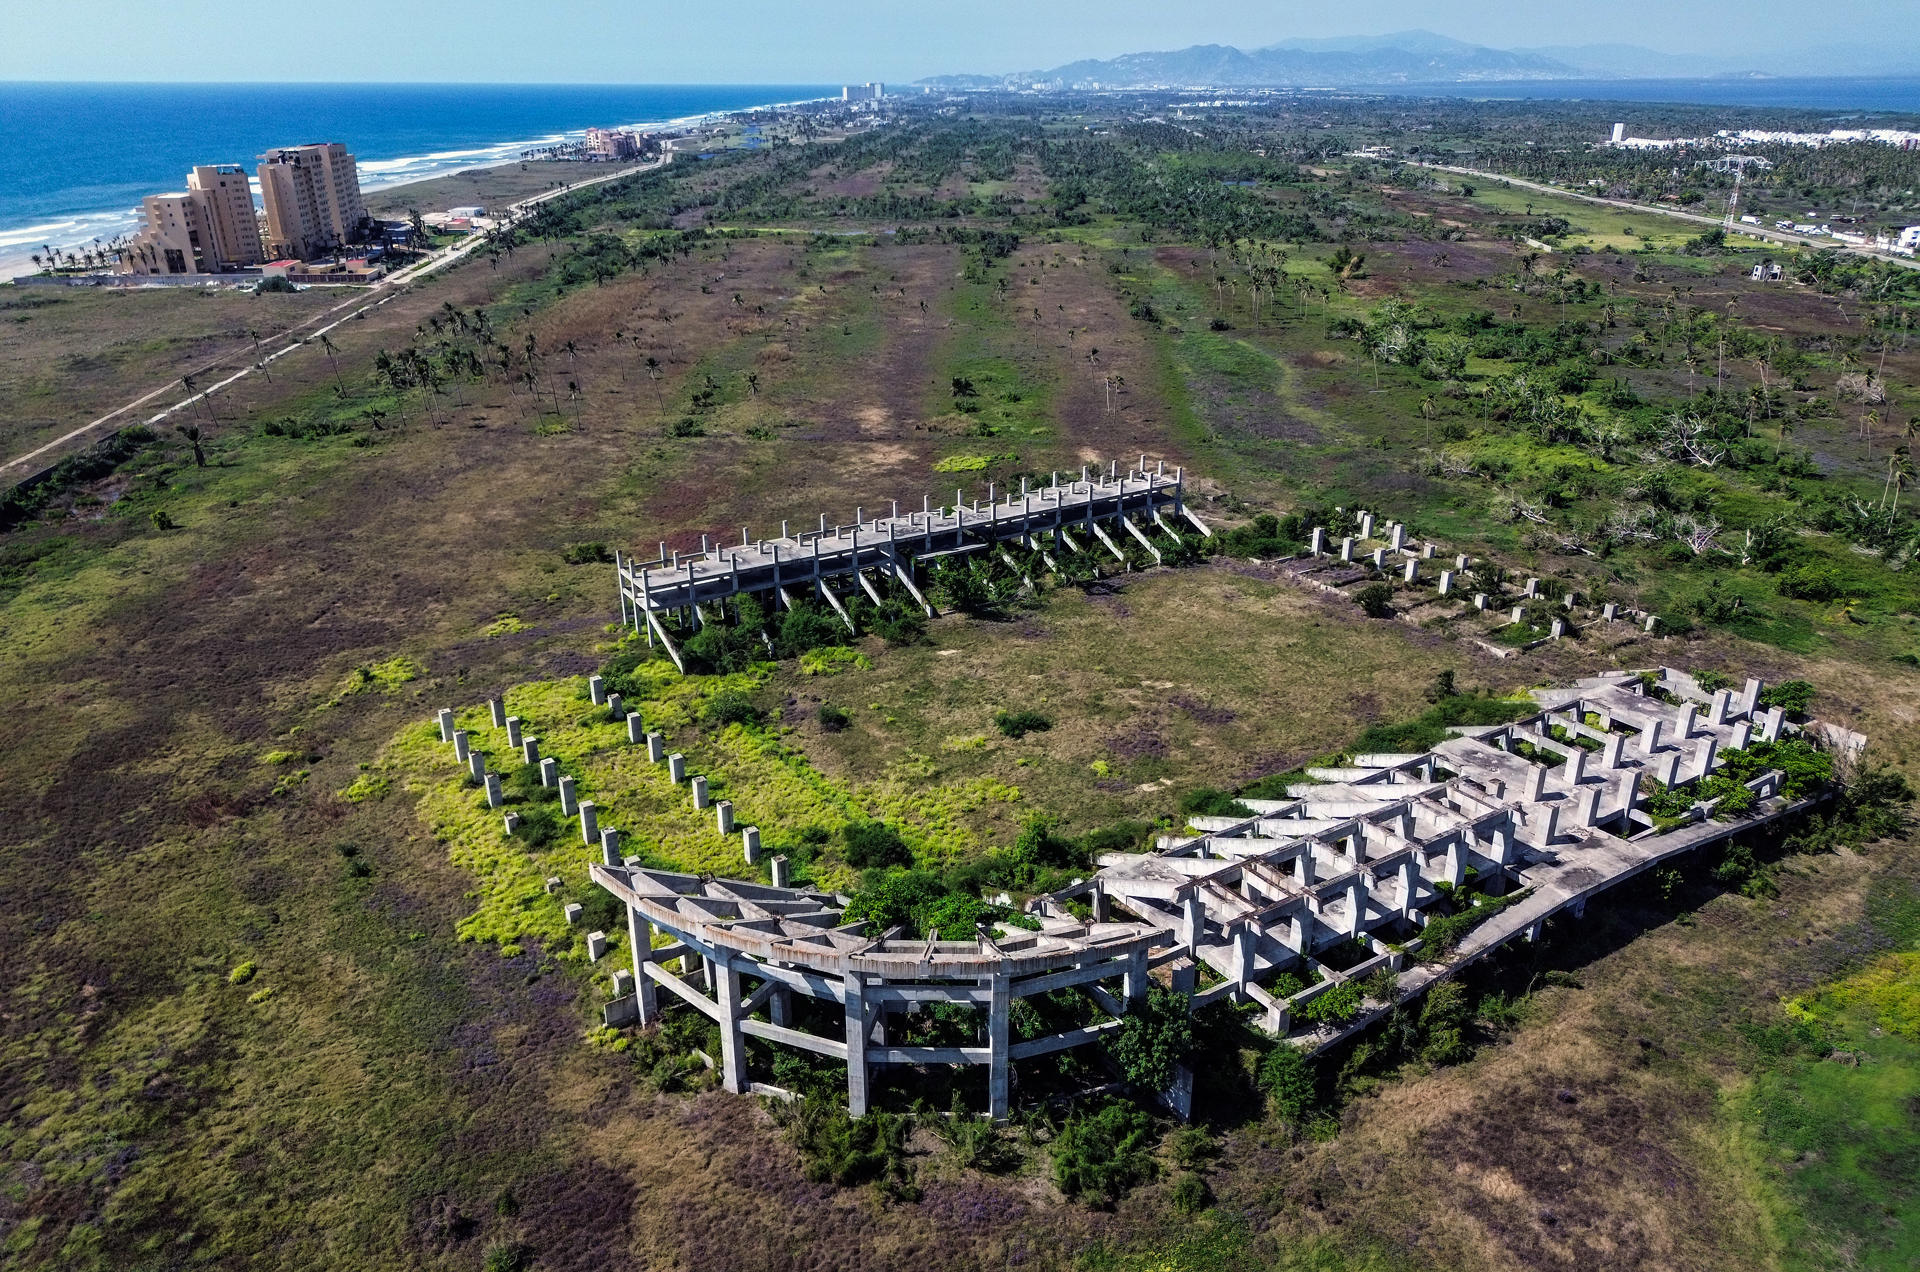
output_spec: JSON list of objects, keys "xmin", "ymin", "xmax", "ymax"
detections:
[{"xmin": 1, "ymin": 0, "xmax": 1913, "ymax": 82}]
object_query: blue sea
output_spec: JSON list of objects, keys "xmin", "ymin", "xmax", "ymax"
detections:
[{"xmin": 0, "ymin": 82, "xmax": 834, "ymax": 273}]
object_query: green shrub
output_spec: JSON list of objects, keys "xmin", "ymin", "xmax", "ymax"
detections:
[
  {"xmin": 778, "ymin": 1095, "xmax": 918, "ymax": 1197},
  {"xmin": 1051, "ymin": 1101, "xmax": 1158, "ymax": 1206},
  {"xmin": 843, "ymin": 820, "xmax": 912, "ymax": 869},
  {"xmin": 1258, "ymin": 1045, "xmax": 1317, "ymax": 1124},
  {"xmin": 1169, "ymin": 1171, "xmax": 1212, "ymax": 1215},
  {"xmin": 703, "ymin": 689, "xmax": 761, "ymax": 727},
  {"xmin": 1297, "ymin": 980, "xmax": 1364, "ymax": 1026},
  {"xmin": 1107, "ymin": 987, "xmax": 1196, "ymax": 1091},
  {"xmin": 993, "ymin": 709, "xmax": 1052, "ymax": 739},
  {"xmin": 933, "ymin": 1094, "xmax": 1014, "ymax": 1172},
  {"xmin": 818, "ymin": 703, "xmax": 851, "ymax": 732},
  {"xmin": 562, "ymin": 540, "xmax": 612, "ymax": 565},
  {"xmin": 1417, "ymin": 980, "xmax": 1473, "ymax": 1066},
  {"xmin": 482, "ymin": 1240, "xmax": 532, "ymax": 1272},
  {"xmin": 1178, "ymin": 787, "xmax": 1255, "ymax": 819},
  {"xmin": 254, "ymin": 275, "xmax": 299, "ymax": 294},
  {"xmin": 1354, "ymin": 582, "xmax": 1395, "ymax": 618},
  {"xmin": 682, "ymin": 622, "xmax": 762, "ymax": 674},
  {"xmin": 1759, "ymin": 679, "xmax": 1816, "ymax": 719},
  {"xmin": 1778, "ymin": 565, "xmax": 1843, "ymax": 602}
]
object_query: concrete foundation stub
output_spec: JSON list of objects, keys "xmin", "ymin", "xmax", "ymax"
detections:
[
  {"xmin": 1438, "ymin": 569, "xmax": 1454, "ymax": 595},
  {"xmin": 558, "ymin": 775, "xmax": 577, "ymax": 815},
  {"xmin": 611, "ymin": 968, "xmax": 635, "ymax": 998},
  {"xmin": 1551, "ymin": 618, "xmax": 1565, "ymax": 639},
  {"xmin": 539, "ymin": 757, "xmax": 558, "ymax": 788},
  {"xmin": 1524, "ymin": 577, "xmax": 1539, "ymax": 598},
  {"xmin": 1603, "ymin": 602, "xmax": 1618, "ymax": 621},
  {"xmin": 770, "ymin": 855, "xmax": 791, "ymax": 888},
  {"xmin": 1510, "ymin": 605, "xmax": 1524, "ymax": 623},
  {"xmin": 467, "ymin": 751, "xmax": 486, "ymax": 781},
  {"xmin": 668, "ymin": 753, "xmax": 686, "ymax": 784},
  {"xmin": 600, "ymin": 828, "xmax": 622, "ymax": 867},
  {"xmin": 437, "ymin": 708, "xmax": 455, "ymax": 742},
  {"xmin": 1644, "ymin": 613, "xmax": 1658, "ymax": 633},
  {"xmin": 579, "ymin": 800, "xmax": 599, "ymax": 845},
  {"xmin": 544, "ymin": 875, "xmax": 563, "ymax": 894},
  {"xmin": 503, "ymin": 813, "xmax": 520, "ymax": 834},
  {"xmin": 452, "ymin": 730, "xmax": 470, "ymax": 762},
  {"xmin": 1474, "ymin": 593, "xmax": 1488, "ymax": 611},
  {"xmin": 484, "ymin": 773, "xmax": 503, "ymax": 808},
  {"xmin": 626, "ymin": 713, "xmax": 644, "ymax": 744},
  {"xmin": 1371, "ymin": 547, "xmax": 1387, "ymax": 569},
  {"xmin": 563, "ymin": 903, "xmax": 583, "ymax": 926},
  {"xmin": 607, "ymin": 692, "xmax": 624, "ymax": 722},
  {"xmin": 716, "ymin": 800, "xmax": 734, "ymax": 834},
  {"xmin": 647, "ymin": 733, "xmax": 665, "ymax": 762},
  {"xmin": 1310, "ymin": 527, "xmax": 1325, "ymax": 555},
  {"xmin": 691, "ymin": 777, "xmax": 709, "ymax": 810},
  {"xmin": 1403, "ymin": 559, "xmax": 1418, "ymax": 584},
  {"xmin": 742, "ymin": 825, "xmax": 762, "ymax": 863},
  {"xmin": 586, "ymin": 930, "xmax": 609, "ymax": 962},
  {"xmin": 589, "ymin": 675, "xmax": 606, "ymax": 705},
  {"xmin": 489, "ymin": 698, "xmax": 506, "ymax": 728},
  {"xmin": 505, "ymin": 717, "xmax": 523, "ymax": 748},
  {"xmin": 523, "ymin": 737, "xmax": 540, "ymax": 766},
  {"xmin": 1340, "ymin": 537, "xmax": 1354, "ymax": 562}
]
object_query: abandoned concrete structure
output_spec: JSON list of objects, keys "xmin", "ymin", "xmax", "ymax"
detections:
[
  {"xmin": 614, "ymin": 458, "xmax": 1208, "ymax": 671},
  {"xmin": 579, "ymin": 667, "xmax": 1835, "ymax": 1119}
]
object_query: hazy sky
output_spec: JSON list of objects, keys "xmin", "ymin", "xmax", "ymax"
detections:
[{"xmin": 1, "ymin": 0, "xmax": 1912, "ymax": 82}]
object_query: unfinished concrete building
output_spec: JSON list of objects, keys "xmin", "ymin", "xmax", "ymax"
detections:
[
  {"xmin": 585, "ymin": 668, "xmax": 1835, "ymax": 1119},
  {"xmin": 614, "ymin": 457, "xmax": 1208, "ymax": 671}
]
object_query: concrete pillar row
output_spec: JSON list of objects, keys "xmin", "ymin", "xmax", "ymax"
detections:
[
  {"xmin": 647, "ymin": 733, "xmax": 665, "ymax": 762},
  {"xmin": 1601, "ymin": 733, "xmax": 1624, "ymax": 769},
  {"xmin": 1708, "ymin": 689, "xmax": 1732, "ymax": 725},
  {"xmin": 626, "ymin": 713, "xmax": 644, "ymax": 744},
  {"xmin": 742, "ymin": 826, "xmax": 762, "ymax": 864},
  {"xmin": 589, "ymin": 675, "xmax": 606, "ymax": 705},
  {"xmin": 489, "ymin": 698, "xmax": 506, "ymax": 728},
  {"xmin": 579, "ymin": 800, "xmax": 598, "ymax": 845},
  {"xmin": 600, "ymin": 828, "xmax": 622, "ymax": 867},
  {"xmin": 668, "ymin": 753, "xmax": 686, "ymax": 784},
  {"xmin": 539, "ymin": 757, "xmax": 558, "ymax": 788},
  {"xmin": 453, "ymin": 730, "xmax": 471, "ymax": 762},
  {"xmin": 691, "ymin": 776, "xmax": 709, "ymax": 810},
  {"xmin": 505, "ymin": 717, "xmax": 523, "ymax": 748},
  {"xmin": 437, "ymin": 708, "xmax": 455, "ymax": 742},
  {"xmin": 558, "ymin": 775, "xmax": 577, "ymax": 815},
  {"xmin": 1438, "ymin": 570, "xmax": 1454, "ymax": 596}
]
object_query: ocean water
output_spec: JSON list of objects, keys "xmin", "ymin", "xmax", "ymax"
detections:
[{"xmin": 0, "ymin": 82, "xmax": 833, "ymax": 273}]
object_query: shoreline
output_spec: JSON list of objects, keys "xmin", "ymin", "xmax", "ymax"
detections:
[{"xmin": 0, "ymin": 87, "xmax": 834, "ymax": 281}]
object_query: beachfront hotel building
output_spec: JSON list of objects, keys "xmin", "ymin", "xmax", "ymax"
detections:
[
  {"xmin": 258, "ymin": 142, "xmax": 370, "ymax": 260},
  {"xmin": 121, "ymin": 164, "xmax": 266, "ymax": 276}
]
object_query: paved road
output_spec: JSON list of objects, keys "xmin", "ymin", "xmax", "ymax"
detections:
[
  {"xmin": 1, "ymin": 149, "xmax": 673, "ymax": 483},
  {"xmin": 1404, "ymin": 159, "xmax": 1920, "ymax": 273}
]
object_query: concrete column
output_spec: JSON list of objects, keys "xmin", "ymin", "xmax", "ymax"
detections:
[
  {"xmin": 586, "ymin": 930, "xmax": 608, "ymax": 961},
  {"xmin": 1708, "ymin": 689, "xmax": 1732, "ymax": 725},
  {"xmin": 1760, "ymin": 707, "xmax": 1785, "ymax": 743},
  {"xmin": 741, "ymin": 825, "xmax": 762, "ymax": 863},
  {"xmin": 1566, "ymin": 747, "xmax": 1587, "ymax": 785},
  {"xmin": 1550, "ymin": 618, "xmax": 1565, "ymax": 639},
  {"xmin": 579, "ymin": 801, "xmax": 598, "ymax": 845},
  {"xmin": 1676, "ymin": 702, "xmax": 1698, "ymax": 739},
  {"xmin": 437, "ymin": 708, "xmax": 455, "ymax": 742},
  {"xmin": 1602, "ymin": 734, "xmax": 1624, "ymax": 769},
  {"xmin": 1340, "ymin": 537, "xmax": 1354, "ymax": 562},
  {"xmin": 1640, "ymin": 718, "xmax": 1665, "ymax": 757},
  {"xmin": 1474, "ymin": 593, "xmax": 1488, "ymax": 611},
  {"xmin": 1524, "ymin": 764, "xmax": 1547, "ymax": 802},
  {"xmin": 522, "ymin": 736, "xmax": 540, "ymax": 767},
  {"xmin": 1654, "ymin": 750, "xmax": 1682, "ymax": 787},
  {"xmin": 647, "ymin": 733, "xmax": 665, "ymax": 762},
  {"xmin": 1397, "ymin": 857, "xmax": 1418, "ymax": 917},
  {"xmin": 769, "ymin": 985, "xmax": 793, "ymax": 1028},
  {"xmin": 489, "ymin": 698, "xmax": 506, "ymax": 728},
  {"xmin": 1310, "ymin": 527, "xmax": 1325, "ymax": 555},
  {"xmin": 1619, "ymin": 770, "xmax": 1643, "ymax": 820},
  {"xmin": 539, "ymin": 757, "xmax": 558, "ymax": 787},
  {"xmin": 1510, "ymin": 605, "xmax": 1525, "ymax": 623},
  {"xmin": 558, "ymin": 775, "xmax": 577, "ymax": 815},
  {"xmin": 484, "ymin": 774, "xmax": 503, "ymax": 808},
  {"xmin": 843, "ymin": 971, "xmax": 870, "ymax": 1116},
  {"xmin": 600, "ymin": 828, "xmax": 622, "ymax": 867},
  {"xmin": 1531, "ymin": 802, "xmax": 1560, "ymax": 847},
  {"xmin": 452, "ymin": 730, "xmax": 471, "ymax": 762},
  {"xmin": 1575, "ymin": 785, "xmax": 1601, "ymax": 827},
  {"xmin": 668, "ymin": 753, "xmax": 686, "ymax": 784},
  {"xmin": 1693, "ymin": 736, "xmax": 1719, "ymax": 781},
  {"xmin": 1495, "ymin": 817, "xmax": 1517, "ymax": 865},
  {"xmin": 1124, "ymin": 947, "xmax": 1150, "ymax": 1004},
  {"xmin": 1422, "ymin": 543, "xmax": 1434, "ymax": 560},
  {"xmin": 771, "ymin": 856, "xmax": 791, "ymax": 888},
  {"xmin": 1390, "ymin": 524, "xmax": 1405, "ymax": 551},
  {"xmin": 1180, "ymin": 891, "xmax": 1207, "ymax": 955},
  {"xmin": 589, "ymin": 675, "xmax": 606, "ymax": 705},
  {"xmin": 1603, "ymin": 602, "xmax": 1617, "ymax": 621},
  {"xmin": 1438, "ymin": 569, "xmax": 1454, "ymax": 595},
  {"xmin": 505, "ymin": 814, "xmax": 521, "ymax": 835},
  {"xmin": 626, "ymin": 713, "xmax": 644, "ymax": 744},
  {"xmin": 1524, "ymin": 577, "xmax": 1539, "ymax": 598},
  {"xmin": 1359, "ymin": 512, "xmax": 1374, "ymax": 539},
  {"xmin": 713, "ymin": 958, "xmax": 748, "ymax": 1095},
  {"xmin": 1403, "ymin": 559, "xmax": 1418, "ymax": 584},
  {"xmin": 1371, "ymin": 547, "xmax": 1387, "ymax": 569},
  {"xmin": 691, "ymin": 776, "xmax": 709, "ymax": 810},
  {"xmin": 1345, "ymin": 880, "xmax": 1364, "ymax": 937},
  {"xmin": 987, "ymin": 973, "xmax": 1011, "ymax": 1121},
  {"xmin": 1740, "ymin": 677, "xmax": 1764, "ymax": 718},
  {"xmin": 716, "ymin": 800, "xmax": 734, "ymax": 834},
  {"xmin": 505, "ymin": 717, "xmax": 523, "ymax": 748},
  {"xmin": 1731, "ymin": 720, "xmax": 1753, "ymax": 751},
  {"xmin": 633, "ymin": 906, "xmax": 664, "ymax": 1029},
  {"xmin": 1230, "ymin": 923, "xmax": 1257, "ymax": 988},
  {"xmin": 1644, "ymin": 614, "xmax": 1658, "ymax": 633},
  {"xmin": 607, "ymin": 692, "xmax": 624, "ymax": 721},
  {"xmin": 468, "ymin": 750, "xmax": 486, "ymax": 781}
]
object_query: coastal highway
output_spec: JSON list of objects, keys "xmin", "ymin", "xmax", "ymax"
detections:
[
  {"xmin": 1, "ymin": 147, "xmax": 674, "ymax": 483},
  {"xmin": 1398, "ymin": 158, "xmax": 1920, "ymax": 274}
]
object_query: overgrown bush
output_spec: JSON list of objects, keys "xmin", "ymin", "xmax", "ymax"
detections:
[
  {"xmin": 778, "ymin": 1095, "xmax": 919, "ymax": 1198},
  {"xmin": 1050, "ymin": 1100, "xmax": 1158, "ymax": 1206},
  {"xmin": 1258, "ymin": 1045, "xmax": 1317, "ymax": 1124},
  {"xmin": 1107, "ymin": 987, "xmax": 1196, "ymax": 1091},
  {"xmin": 843, "ymin": 820, "xmax": 912, "ymax": 869},
  {"xmin": 818, "ymin": 703, "xmax": 851, "ymax": 732},
  {"xmin": 703, "ymin": 689, "xmax": 761, "ymax": 727},
  {"xmin": 1178, "ymin": 787, "xmax": 1256, "ymax": 819},
  {"xmin": 994, "ymin": 709, "xmax": 1052, "ymax": 739},
  {"xmin": 933, "ymin": 1094, "xmax": 1014, "ymax": 1172},
  {"xmin": 1354, "ymin": 582, "xmax": 1395, "ymax": 618},
  {"xmin": 1169, "ymin": 1171, "xmax": 1212, "ymax": 1215},
  {"xmin": 562, "ymin": 540, "xmax": 613, "ymax": 564}
]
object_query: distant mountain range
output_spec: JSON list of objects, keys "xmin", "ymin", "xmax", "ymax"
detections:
[{"xmin": 917, "ymin": 29, "xmax": 1920, "ymax": 89}]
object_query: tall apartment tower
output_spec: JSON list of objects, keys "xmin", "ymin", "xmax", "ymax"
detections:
[
  {"xmin": 1611, "ymin": 122, "xmax": 1627, "ymax": 144},
  {"xmin": 257, "ymin": 142, "xmax": 368, "ymax": 260},
  {"xmin": 122, "ymin": 164, "xmax": 265, "ymax": 275}
]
